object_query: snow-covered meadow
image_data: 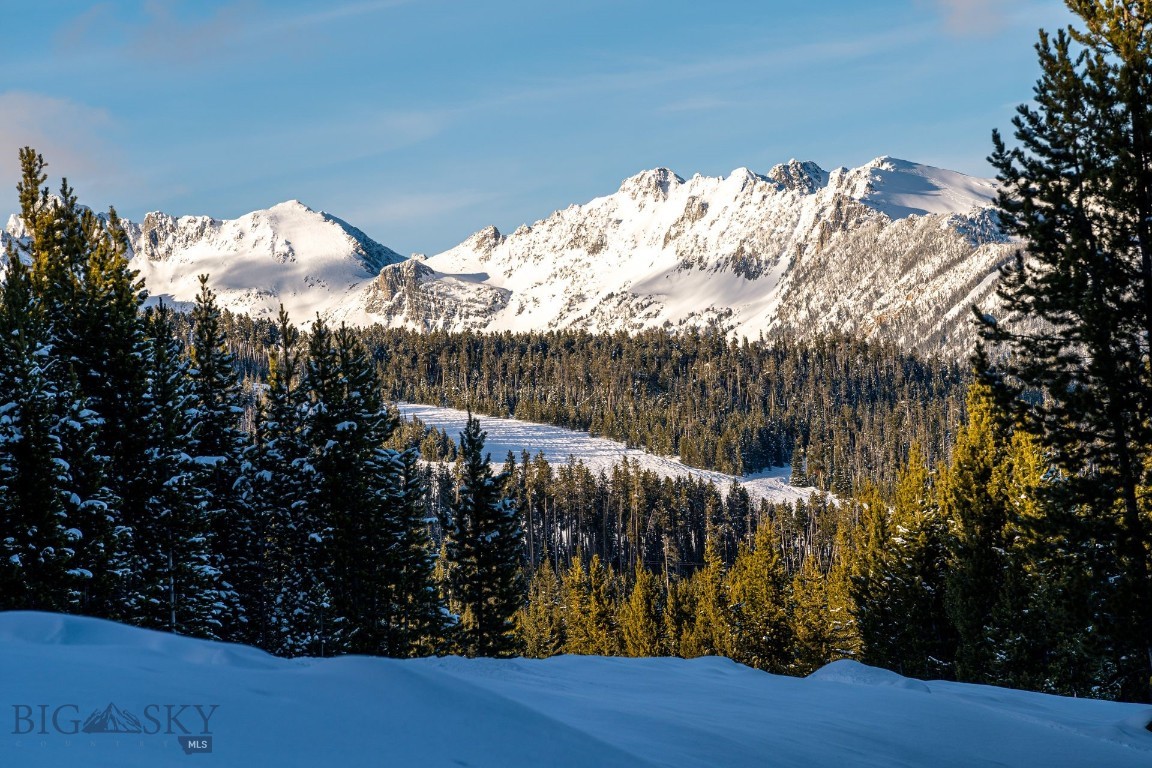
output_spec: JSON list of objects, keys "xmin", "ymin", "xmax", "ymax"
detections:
[
  {"xmin": 0, "ymin": 612, "xmax": 1148, "ymax": 767},
  {"xmin": 396, "ymin": 402, "xmax": 820, "ymax": 505}
]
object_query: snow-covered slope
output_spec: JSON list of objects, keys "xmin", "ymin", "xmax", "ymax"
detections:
[
  {"xmin": 368, "ymin": 156, "xmax": 1012, "ymax": 355},
  {"xmin": 125, "ymin": 200, "xmax": 403, "ymax": 321},
  {"xmin": 3, "ymin": 157, "xmax": 1013, "ymax": 354},
  {"xmin": 397, "ymin": 403, "xmax": 817, "ymax": 504},
  {"xmin": 1, "ymin": 611, "xmax": 1149, "ymax": 767}
]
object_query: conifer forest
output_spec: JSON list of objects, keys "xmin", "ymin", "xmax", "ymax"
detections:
[{"xmin": 3, "ymin": 0, "xmax": 1152, "ymax": 708}]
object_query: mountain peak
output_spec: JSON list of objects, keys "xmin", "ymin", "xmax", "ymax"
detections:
[
  {"xmin": 768, "ymin": 160, "xmax": 828, "ymax": 194},
  {"xmin": 844, "ymin": 157, "xmax": 998, "ymax": 218},
  {"xmin": 269, "ymin": 199, "xmax": 317, "ymax": 214},
  {"xmin": 465, "ymin": 225, "xmax": 504, "ymax": 253},
  {"xmin": 619, "ymin": 168, "xmax": 685, "ymax": 201}
]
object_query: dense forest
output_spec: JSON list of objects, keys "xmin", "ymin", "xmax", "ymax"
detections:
[
  {"xmin": 363, "ymin": 327, "xmax": 968, "ymax": 495},
  {"xmin": 3, "ymin": 1, "xmax": 1152, "ymax": 706},
  {"xmin": 215, "ymin": 317, "xmax": 969, "ymax": 493},
  {"xmin": 0, "ymin": 148, "xmax": 1137, "ymax": 701}
]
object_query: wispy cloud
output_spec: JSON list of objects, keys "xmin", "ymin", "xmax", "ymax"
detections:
[
  {"xmin": 54, "ymin": 0, "xmax": 415, "ymax": 66},
  {"xmin": 933, "ymin": 0, "xmax": 1007, "ymax": 36},
  {"xmin": 922, "ymin": 0, "xmax": 1073, "ymax": 37},
  {"xmin": 476, "ymin": 26, "xmax": 934, "ymax": 112},
  {"xmin": 271, "ymin": 0, "xmax": 416, "ymax": 30},
  {"xmin": 354, "ymin": 189, "xmax": 491, "ymax": 226},
  {"xmin": 659, "ymin": 96, "xmax": 737, "ymax": 114},
  {"xmin": 0, "ymin": 91, "xmax": 118, "ymax": 182}
]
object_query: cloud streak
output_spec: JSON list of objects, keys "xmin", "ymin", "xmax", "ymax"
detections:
[
  {"xmin": 53, "ymin": 0, "xmax": 416, "ymax": 66},
  {"xmin": 0, "ymin": 92, "xmax": 117, "ymax": 180},
  {"xmin": 928, "ymin": 0, "xmax": 1009, "ymax": 36}
]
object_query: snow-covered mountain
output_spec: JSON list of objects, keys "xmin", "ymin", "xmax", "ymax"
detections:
[
  {"xmin": 368, "ymin": 156, "xmax": 1013, "ymax": 355},
  {"xmin": 124, "ymin": 199, "xmax": 404, "ymax": 321},
  {"xmin": 3, "ymin": 157, "xmax": 1015, "ymax": 355}
]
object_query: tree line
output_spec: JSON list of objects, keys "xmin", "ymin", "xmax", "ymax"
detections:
[
  {"xmin": 359, "ymin": 326, "xmax": 968, "ymax": 497},
  {"xmin": 0, "ymin": 149, "xmax": 523, "ymax": 659}
]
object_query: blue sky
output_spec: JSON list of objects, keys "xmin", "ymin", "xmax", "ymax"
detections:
[{"xmin": 4, "ymin": 0, "xmax": 1073, "ymax": 255}]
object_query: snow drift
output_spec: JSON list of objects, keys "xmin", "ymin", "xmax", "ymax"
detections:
[{"xmin": 1, "ymin": 612, "xmax": 1149, "ymax": 767}]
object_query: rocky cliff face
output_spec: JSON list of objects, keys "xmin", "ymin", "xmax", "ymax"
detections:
[
  {"xmin": 3, "ymin": 157, "xmax": 1015, "ymax": 357},
  {"xmin": 374, "ymin": 156, "xmax": 1013, "ymax": 356}
]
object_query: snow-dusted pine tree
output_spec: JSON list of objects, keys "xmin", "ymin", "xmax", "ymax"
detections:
[
  {"xmin": 188, "ymin": 274, "xmax": 248, "ymax": 641},
  {"xmin": 446, "ymin": 414, "xmax": 525, "ymax": 657},
  {"xmin": 114, "ymin": 302, "xmax": 224, "ymax": 637}
]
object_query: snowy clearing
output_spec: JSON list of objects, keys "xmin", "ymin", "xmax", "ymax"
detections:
[
  {"xmin": 0, "ymin": 612, "xmax": 1149, "ymax": 767},
  {"xmin": 395, "ymin": 402, "xmax": 820, "ymax": 505}
]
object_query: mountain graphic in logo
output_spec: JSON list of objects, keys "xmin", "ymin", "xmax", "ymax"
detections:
[{"xmin": 82, "ymin": 702, "xmax": 143, "ymax": 734}]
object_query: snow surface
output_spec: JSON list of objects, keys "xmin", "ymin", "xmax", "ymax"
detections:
[
  {"xmin": 0, "ymin": 612, "xmax": 1149, "ymax": 767},
  {"xmin": 840, "ymin": 156, "xmax": 998, "ymax": 219},
  {"xmin": 4, "ymin": 156, "xmax": 1008, "ymax": 356},
  {"xmin": 382, "ymin": 156, "xmax": 1011, "ymax": 356},
  {"xmin": 396, "ymin": 402, "xmax": 818, "ymax": 504},
  {"xmin": 126, "ymin": 200, "xmax": 403, "ymax": 324}
]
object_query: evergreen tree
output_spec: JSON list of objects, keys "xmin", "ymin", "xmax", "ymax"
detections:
[
  {"xmin": 939, "ymin": 381, "xmax": 1010, "ymax": 682},
  {"xmin": 2, "ymin": 149, "xmax": 112, "ymax": 614},
  {"xmin": 116, "ymin": 303, "xmax": 222, "ymax": 637},
  {"xmin": 618, "ymin": 561, "xmax": 662, "ymax": 657},
  {"xmin": 446, "ymin": 414, "xmax": 525, "ymax": 657},
  {"xmin": 661, "ymin": 574, "xmax": 690, "ymax": 657},
  {"xmin": 726, "ymin": 522, "xmax": 792, "ymax": 672},
  {"xmin": 790, "ymin": 552, "xmax": 831, "ymax": 675},
  {"xmin": 188, "ymin": 275, "xmax": 247, "ymax": 640},
  {"xmin": 682, "ymin": 522, "xmax": 730, "ymax": 658},
  {"xmin": 853, "ymin": 451, "xmax": 955, "ymax": 678},
  {"xmin": 562, "ymin": 553, "xmax": 617, "ymax": 656},
  {"xmin": 823, "ymin": 521, "xmax": 861, "ymax": 663},
  {"xmin": 979, "ymin": 1, "xmax": 1152, "ymax": 701},
  {"xmin": 0, "ymin": 238, "xmax": 83, "ymax": 611},
  {"xmin": 246, "ymin": 308, "xmax": 319, "ymax": 655},
  {"xmin": 384, "ymin": 445, "xmax": 446, "ymax": 656},
  {"xmin": 517, "ymin": 556, "xmax": 564, "ymax": 658}
]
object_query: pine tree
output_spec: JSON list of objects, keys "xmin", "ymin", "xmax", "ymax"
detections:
[
  {"xmin": 824, "ymin": 520, "xmax": 861, "ymax": 663},
  {"xmin": 853, "ymin": 450, "xmax": 955, "ymax": 678},
  {"xmin": 2, "ymin": 149, "xmax": 111, "ymax": 613},
  {"xmin": 941, "ymin": 381, "xmax": 1011, "ymax": 683},
  {"xmin": 188, "ymin": 274, "xmax": 247, "ymax": 640},
  {"xmin": 727, "ymin": 522, "xmax": 792, "ymax": 672},
  {"xmin": 661, "ymin": 574, "xmax": 690, "ymax": 657},
  {"xmin": 979, "ymin": 2, "xmax": 1152, "ymax": 701},
  {"xmin": 446, "ymin": 414, "xmax": 525, "ymax": 657},
  {"xmin": 682, "ymin": 522, "xmax": 730, "ymax": 658},
  {"xmin": 313, "ymin": 324, "xmax": 442, "ymax": 657},
  {"xmin": 791, "ymin": 552, "xmax": 830, "ymax": 675},
  {"xmin": 562, "ymin": 553, "xmax": 617, "ymax": 656},
  {"xmin": 384, "ymin": 445, "xmax": 446, "ymax": 656},
  {"xmin": 618, "ymin": 561, "xmax": 662, "ymax": 657},
  {"xmin": 0, "ymin": 237, "xmax": 82, "ymax": 611},
  {"xmin": 517, "ymin": 555, "xmax": 564, "ymax": 658},
  {"xmin": 246, "ymin": 308, "xmax": 320, "ymax": 655},
  {"xmin": 116, "ymin": 303, "xmax": 222, "ymax": 637}
]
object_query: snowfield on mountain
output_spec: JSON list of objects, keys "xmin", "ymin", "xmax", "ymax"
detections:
[
  {"xmin": 4, "ymin": 156, "xmax": 1014, "ymax": 357},
  {"xmin": 1, "ymin": 611, "xmax": 1149, "ymax": 768}
]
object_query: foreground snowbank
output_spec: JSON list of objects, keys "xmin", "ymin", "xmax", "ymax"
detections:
[{"xmin": 0, "ymin": 612, "xmax": 1149, "ymax": 767}]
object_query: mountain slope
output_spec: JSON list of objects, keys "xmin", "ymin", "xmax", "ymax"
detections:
[
  {"xmin": 126, "ymin": 199, "xmax": 403, "ymax": 321},
  {"xmin": 367, "ymin": 157, "xmax": 1013, "ymax": 355},
  {"xmin": 3, "ymin": 157, "xmax": 1014, "ymax": 355}
]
